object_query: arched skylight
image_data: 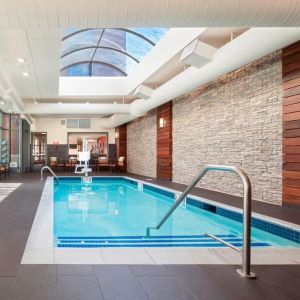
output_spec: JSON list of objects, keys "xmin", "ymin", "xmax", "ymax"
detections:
[{"xmin": 60, "ymin": 28, "xmax": 168, "ymax": 77}]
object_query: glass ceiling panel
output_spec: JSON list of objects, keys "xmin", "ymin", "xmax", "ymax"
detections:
[
  {"xmin": 61, "ymin": 48, "xmax": 95, "ymax": 70},
  {"xmin": 61, "ymin": 29, "xmax": 104, "ymax": 56},
  {"xmin": 61, "ymin": 62, "xmax": 91, "ymax": 77},
  {"xmin": 129, "ymin": 28, "xmax": 169, "ymax": 44},
  {"xmin": 92, "ymin": 63, "xmax": 125, "ymax": 77},
  {"xmin": 93, "ymin": 48, "xmax": 137, "ymax": 74},
  {"xmin": 60, "ymin": 27, "xmax": 168, "ymax": 77}
]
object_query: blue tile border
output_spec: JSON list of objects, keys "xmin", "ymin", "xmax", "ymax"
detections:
[
  {"xmin": 143, "ymin": 184, "xmax": 175, "ymax": 198},
  {"xmin": 57, "ymin": 242, "xmax": 270, "ymax": 248},
  {"xmin": 121, "ymin": 177, "xmax": 138, "ymax": 186},
  {"xmin": 214, "ymin": 207, "xmax": 300, "ymax": 243},
  {"xmin": 186, "ymin": 197, "xmax": 217, "ymax": 213},
  {"xmin": 57, "ymin": 176, "xmax": 138, "ymax": 187}
]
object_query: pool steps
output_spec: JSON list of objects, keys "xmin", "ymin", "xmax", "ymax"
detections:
[{"xmin": 56, "ymin": 234, "xmax": 270, "ymax": 248}]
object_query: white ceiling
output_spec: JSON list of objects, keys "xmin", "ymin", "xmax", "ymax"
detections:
[
  {"xmin": 1, "ymin": 26, "xmax": 298, "ymax": 120},
  {"xmin": 0, "ymin": 29, "xmax": 60, "ymax": 100},
  {"xmin": 0, "ymin": 0, "xmax": 299, "ymax": 28},
  {"xmin": 0, "ymin": 1, "xmax": 299, "ymax": 121}
]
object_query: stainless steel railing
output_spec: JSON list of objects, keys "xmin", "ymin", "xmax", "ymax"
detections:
[
  {"xmin": 146, "ymin": 165, "xmax": 256, "ymax": 279},
  {"xmin": 40, "ymin": 166, "xmax": 59, "ymax": 183}
]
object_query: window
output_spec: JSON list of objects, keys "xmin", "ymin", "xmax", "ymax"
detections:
[{"xmin": 60, "ymin": 28, "xmax": 168, "ymax": 77}]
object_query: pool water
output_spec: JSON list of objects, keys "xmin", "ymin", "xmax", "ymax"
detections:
[{"xmin": 53, "ymin": 178, "xmax": 300, "ymax": 248}]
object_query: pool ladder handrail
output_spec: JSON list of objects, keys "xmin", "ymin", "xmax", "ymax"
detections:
[
  {"xmin": 41, "ymin": 166, "xmax": 59, "ymax": 183},
  {"xmin": 146, "ymin": 164, "xmax": 256, "ymax": 279}
]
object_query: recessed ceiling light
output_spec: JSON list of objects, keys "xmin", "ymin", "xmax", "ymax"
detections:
[
  {"xmin": 58, "ymin": 101, "xmax": 62, "ymax": 104},
  {"xmin": 22, "ymin": 71, "xmax": 29, "ymax": 77},
  {"xmin": 113, "ymin": 101, "xmax": 117, "ymax": 104},
  {"xmin": 0, "ymin": 101, "xmax": 4, "ymax": 105},
  {"xmin": 17, "ymin": 58, "xmax": 25, "ymax": 63},
  {"xmin": 8, "ymin": 109, "xmax": 12, "ymax": 113},
  {"xmin": 86, "ymin": 101, "xmax": 90, "ymax": 104}
]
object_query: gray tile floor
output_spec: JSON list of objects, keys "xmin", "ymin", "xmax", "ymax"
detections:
[{"xmin": 0, "ymin": 172, "xmax": 299, "ymax": 300}]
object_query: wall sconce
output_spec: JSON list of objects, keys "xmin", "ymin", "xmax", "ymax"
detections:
[
  {"xmin": 53, "ymin": 141, "xmax": 59, "ymax": 150},
  {"xmin": 159, "ymin": 117, "xmax": 166, "ymax": 128},
  {"xmin": 115, "ymin": 131, "xmax": 119, "ymax": 139}
]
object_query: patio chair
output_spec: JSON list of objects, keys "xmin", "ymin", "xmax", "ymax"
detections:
[
  {"xmin": 0, "ymin": 164, "xmax": 9, "ymax": 179},
  {"xmin": 98, "ymin": 156, "xmax": 109, "ymax": 172},
  {"xmin": 49, "ymin": 157, "xmax": 57, "ymax": 171}
]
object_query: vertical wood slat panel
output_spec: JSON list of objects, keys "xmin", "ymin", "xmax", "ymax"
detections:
[
  {"xmin": 157, "ymin": 101, "xmax": 172, "ymax": 180},
  {"xmin": 283, "ymin": 41, "xmax": 300, "ymax": 207}
]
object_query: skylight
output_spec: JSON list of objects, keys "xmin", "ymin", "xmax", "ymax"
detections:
[{"xmin": 60, "ymin": 28, "xmax": 168, "ymax": 77}]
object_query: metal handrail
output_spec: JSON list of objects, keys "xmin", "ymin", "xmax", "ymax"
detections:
[
  {"xmin": 41, "ymin": 166, "xmax": 59, "ymax": 183},
  {"xmin": 146, "ymin": 165, "xmax": 255, "ymax": 279}
]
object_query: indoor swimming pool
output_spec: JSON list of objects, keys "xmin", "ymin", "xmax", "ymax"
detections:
[{"xmin": 53, "ymin": 177, "xmax": 300, "ymax": 248}]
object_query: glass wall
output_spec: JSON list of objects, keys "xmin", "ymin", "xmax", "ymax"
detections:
[
  {"xmin": 0, "ymin": 111, "xmax": 10, "ymax": 166},
  {"xmin": 10, "ymin": 114, "xmax": 21, "ymax": 168},
  {"xmin": 0, "ymin": 111, "xmax": 23, "ymax": 170}
]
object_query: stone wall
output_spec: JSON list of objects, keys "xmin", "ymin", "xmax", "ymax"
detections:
[
  {"xmin": 127, "ymin": 110, "xmax": 157, "ymax": 177},
  {"xmin": 173, "ymin": 51, "xmax": 282, "ymax": 204}
]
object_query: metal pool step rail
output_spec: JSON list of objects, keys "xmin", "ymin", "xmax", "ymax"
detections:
[
  {"xmin": 146, "ymin": 165, "xmax": 256, "ymax": 279},
  {"xmin": 41, "ymin": 166, "xmax": 59, "ymax": 183},
  {"xmin": 56, "ymin": 234, "xmax": 271, "ymax": 248}
]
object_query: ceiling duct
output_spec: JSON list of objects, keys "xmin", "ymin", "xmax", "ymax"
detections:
[
  {"xmin": 97, "ymin": 28, "xmax": 300, "ymax": 128},
  {"xmin": 24, "ymin": 103, "xmax": 131, "ymax": 115},
  {"xmin": 180, "ymin": 40, "xmax": 217, "ymax": 68},
  {"xmin": 134, "ymin": 84, "xmax": 154, "ymax": 100}
]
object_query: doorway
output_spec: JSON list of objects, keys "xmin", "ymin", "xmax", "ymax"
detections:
[{"xmin": 31, "ymin": 132, "xmax": 47, "ymax": 171}]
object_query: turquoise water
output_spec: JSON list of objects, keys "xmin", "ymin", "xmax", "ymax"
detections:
[{"xmin": 53, "ymin": 179, "xmax": 300, "ymax": 248}]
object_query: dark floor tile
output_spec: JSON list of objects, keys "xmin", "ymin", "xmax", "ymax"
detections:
[
  {"xmin": 129, "ymin": 265, "xmax": 172, "ymax": 276},
  {"xmin": 0, "ymin": 229, "xmax": 29, "ymax": 251},
  {"xmin": 93, "ymin": 265, "xmax": 149, "ymax": 300},
  {"xmin": 13, "ymin": 279, "xmax": 57, "ymax": 300},
  {"xmin": 17, "ymin": 265, "xmax": 57, "ymax": 279},
  {"xmin": 166, "ymin": 265, "xmax": 300, "ymax": 300},
  {"xmin": 12, "ymin": 265, "xmax": 57, "ymax": 300},
  {"xmin": 0, "ymin": 276, "xmax": 16, "ymax": 300},
  {"xmin": 137, "ymin": 275, "xmax": 197, "ymax": 300},
  {"xmin": 0, "ymin": 246, "xmax": 24, "ymax": 276},
  {"xmin": 57, "ymin": 275, "xmax": 103, "ymax": 300},
  {"xmin": 57, "ymin": 264, "xmax": 93, "ymax": 276},
  {"xmin": 0, "ymin": 219, "xmax": 15, "ymax": 233},
  {"xmin": 0, "ymin": 213, "xmax": 35, "ymax": 231},
  {"xmin": 165, "ymin": 265, "xmax": 226, "ymax": 299}
]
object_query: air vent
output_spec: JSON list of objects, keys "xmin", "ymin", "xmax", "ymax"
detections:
[
  {"xmin": 79, "ymin": 119, "xmax": 90, "ymax": 128},
  {"xmin": 66, "ymin": 119, "xmax": 90, "ymax": 129}
]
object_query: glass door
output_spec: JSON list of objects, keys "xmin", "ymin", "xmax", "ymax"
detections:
[{"xmin": 31, "ymin": 132, "xmax": 47, "ymax": 169}]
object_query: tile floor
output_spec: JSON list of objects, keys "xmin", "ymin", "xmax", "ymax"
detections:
[{"xmin": 0, "ymin": 172, "xmax": 299, "ymax": 299}]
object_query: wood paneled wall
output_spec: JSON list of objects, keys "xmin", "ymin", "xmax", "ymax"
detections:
[
  {"xmin": 157, "ymin": 102, "xmax": 172, "ymax": 180},
  {"xmin": 283, "ymin": 41, "xmax": 300, "ymax": 207},
  {"xmin": 115, "ymin": 124, "xmax": 127, "ymax": 171}
]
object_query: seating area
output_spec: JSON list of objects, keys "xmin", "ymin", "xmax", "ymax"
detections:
[
  {"xmin": 0, "ymin": 164, "xmax": 9, "ymax": 180},
  {"xmin": 48, "ymin": 156, "xmax": 126, "ymax": 173}
]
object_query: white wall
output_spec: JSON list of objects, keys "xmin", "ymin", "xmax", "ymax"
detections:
[{"xmin": 32, "ymin": 118, "xmax": 116, "ymax": 144}]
